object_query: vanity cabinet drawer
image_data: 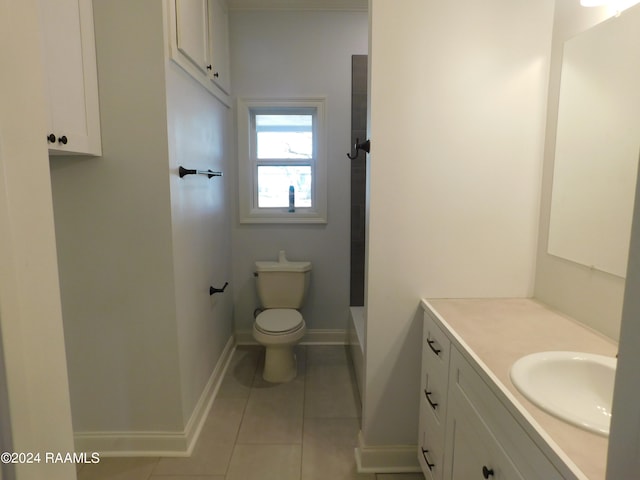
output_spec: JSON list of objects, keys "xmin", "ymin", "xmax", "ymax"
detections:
[
  {"xmin": 448, "ymin": 349, "xmax": 564, "ymax": 480},
  {"xmin": 419, "ymin": 309, "xmax": 452, "ymax": 479},
  {"xmin": 422, "ymin": 368, "xmax": 447, "ymax": 425},
  {"xmin": 422, "ymin": 311, "xmax": 450, "ymax": 420},
  {"xmin": 423, "ymin": 310, "xmax": 451, "ymax": 374}
]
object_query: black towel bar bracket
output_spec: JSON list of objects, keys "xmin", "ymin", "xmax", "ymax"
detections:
[{"xmin": 179, "ymin": 166, "xmax": 223, "ymax": 179}]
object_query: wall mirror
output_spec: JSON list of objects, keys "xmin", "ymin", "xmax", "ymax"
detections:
[{"xmin": 548, "ymin": 4, "xmax": 640, "ymax": 278}]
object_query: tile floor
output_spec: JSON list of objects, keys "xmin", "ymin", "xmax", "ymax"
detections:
[{"xmin": 76, "ymin": 345, "xmax": 424, "ymax": 480}]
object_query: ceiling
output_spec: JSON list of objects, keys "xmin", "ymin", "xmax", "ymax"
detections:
[{"xmin": 227, "ymin": 0, "xmax": 368, "ymax": 11}]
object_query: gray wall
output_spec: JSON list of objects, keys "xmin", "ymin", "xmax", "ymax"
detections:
[
  {"xmin": 608, "ymin": 148, "xmax": 640, "ymax": 477},
  {"xmin": 51, "ymin": 0, "xmax": 183, "ymax": 432},
  {"xmin": 582, "ymin": 5, "xmax": 640, "ymax": 476},
  {"xmin": 166, "ymin": 62, "xmax": 234, "ymax": 421},
  {"xmin": 229, "ymin": 10, "xmax": 368, "ymax": 335},
  {"xmin": 50, "ymin": 0, "xmax": 233, "ymax": 441}
]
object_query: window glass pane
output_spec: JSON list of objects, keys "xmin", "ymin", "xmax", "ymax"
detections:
[
  {"xmin": 258, "ymin": 166, "xmax": 312, "ymax": 208},
  {"xmin": 256, "ymin": 114, "xmax": 313, "ymax": 159}
]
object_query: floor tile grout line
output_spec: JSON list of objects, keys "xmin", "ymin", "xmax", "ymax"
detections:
[
  {"xmin": 224, "ymin": 397, "xmax": 251, "ymax": 478},
  {"xmin": 223, "ymin": 347, "xmax": 261, "ymax": 479},
  {"xmin": 300, "ymin": 345, "xmax": 307, "ymax": 480}
]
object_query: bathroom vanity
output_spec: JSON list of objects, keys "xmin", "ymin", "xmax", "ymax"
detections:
[{"xmin": 418, "ymin": 298, "xmax": 616, "ymax": 480}]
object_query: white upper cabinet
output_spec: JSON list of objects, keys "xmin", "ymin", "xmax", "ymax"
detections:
[
  {"xmin": 176, "ymin": 0, "xmax": 209, "ymax": 74},
  {"xmin": 171, "ymin": 0, "xmax": 231, "ymax": 104},
  {"xmin": 39, "ymin": 0, "xmax": 101, "ymax": 156},
  {"xmin": 208, "ymin": 0, "xmax": 230, "ymax": 94}
]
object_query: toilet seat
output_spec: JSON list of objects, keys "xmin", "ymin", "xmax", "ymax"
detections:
[{"xmin": 255, "ymin": 309, "xmax": 304, "ymax": 335}]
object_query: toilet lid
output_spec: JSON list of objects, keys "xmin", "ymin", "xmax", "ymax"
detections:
[{"xmin": 256, "ymin": 309, "xmax": 303, "ymax": 333}]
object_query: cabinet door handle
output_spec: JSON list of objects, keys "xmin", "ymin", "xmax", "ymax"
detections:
[
  {"xmin": 58, "ymin": 135, "xmax": 68, "ymax": 145},
  {"xmin": 482, "ymin": 466, "xmax": 494, "ymax": 478},
  {"xmin": 213, "ymin": 71, "xmax": 219, "ymax": 78},
  {"xmin": 424, "ymin": 389, "xmax": 438, "ymax": 410},
  {"xmin": 206, "ymin": 64, "xmax": 212, "ymax": 70},
  {"xmin": 421, "ymin": 447, "xmax": 435, "ymax": 471},
  {"xmin": 427, "ymin": 338, "xmax": 441, "ymax": 356},
  {"xmin": 47, "ymin": 133, "xmax": 56, "ymax": 143}
]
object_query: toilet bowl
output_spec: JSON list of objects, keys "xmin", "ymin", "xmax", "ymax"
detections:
[
  {"xmin": 253, "ymin": 309, "xmax": 306, "ymax": 383},
  {"xmin": 253, "ymin": 251, "xmax": 311, "ymax": 383}
]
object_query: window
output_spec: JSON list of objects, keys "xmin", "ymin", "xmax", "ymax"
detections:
[{"xmin": 238, "ymin": 98, "xmax": 327, "ymax": 223}]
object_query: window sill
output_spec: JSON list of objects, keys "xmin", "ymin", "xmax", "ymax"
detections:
[{"xmin": 239, "ymin": 210, "xmax": 327, "ymax": 224}]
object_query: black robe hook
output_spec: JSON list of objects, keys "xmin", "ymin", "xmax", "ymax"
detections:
[
  {"xmin": 347, "ymin": 138, "xmax": 370, "ymax": 160},
  {"xmin": 209, "ymin": 282, "xmax": 229, "ymax": 295}
]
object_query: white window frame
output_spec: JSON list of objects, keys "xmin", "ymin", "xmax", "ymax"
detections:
[{"xmin": 237, "ymin": 97, "xmax": 327, "ymax": 224}]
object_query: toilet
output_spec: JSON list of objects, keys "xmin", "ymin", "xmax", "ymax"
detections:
[{"xmin": 253, "ymin": 250, "xmax": 311, "ymax": 383}]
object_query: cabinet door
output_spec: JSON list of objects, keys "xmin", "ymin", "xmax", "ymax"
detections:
[
  {"xmin": 447, "ymin": 396, "xmax": 525, "ymax": 480},
  {"xmin": 169, "ymin": 0, "xmax": 231, "ymax": 105},
  {"xmin": 446, "ymin": 349, "xmax": 565, "ymax": 480},
  {"xmin": 208, "ymin": 0, "xmax": 230, "ymax": 94},
  {"xmin": 175, "ymin": 0, "xmax": 209, "ymax": 74},
  {"xmin": 39, "ymin": 0, "xmax": 100, "ymax": 155}
]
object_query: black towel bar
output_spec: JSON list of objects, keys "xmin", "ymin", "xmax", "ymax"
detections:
[{"xmin": 179, "ymin": 166, "xmax": 223, "ymax": 178}]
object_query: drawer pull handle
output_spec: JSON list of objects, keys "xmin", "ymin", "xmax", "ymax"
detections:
[
  {"xmin": 421, "ymin": 447, "xmax": 435, "ymax": 471},
  {"xmin": 482, "ymin": 466, "xmax": 494, "ymax": 478},
  {"xmin": 424, "ymin": 389, "xmax": 438, "ymax": 409},
  {"xmin": 427, "ymin": 338, "xmax": 441, "ymax": 356}
]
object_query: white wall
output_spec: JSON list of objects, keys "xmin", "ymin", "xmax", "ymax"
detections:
[
  {"xmin": 0, "ymin": 0, "xmax": 76, "ymax": 478},
  {"xmin": 362, "ymin": 0, "xmax": 554, "ymax": 447},
  {"xmin": 50, "ymin": 0, "xmax": 234, "ymax": 447},
  {"xmin": 229, "ymin": 10, "xmax": 368, "ymax": 334},
  {"xmin": 534, "ymin": 2, "xmax": 624, "ymax": 341}
]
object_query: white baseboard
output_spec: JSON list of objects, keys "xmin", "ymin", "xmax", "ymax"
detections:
[
  {"xmin": 181, "ymin": 335, "xmax": 236, "ymax": 454},
  {"xmin": 74, "ymin": 335, "xmax": 236, "ymax": 457},
  {"xmin": 354, "ymin": 431, "xmax": 421, "ymax": 473},
  {"xmin": 234, "ymin": 328, "xmax": 348, "ymax": 345},
  {"xmin": 73, "ymin": 431, "xmax": 191, "ymax": 457}
]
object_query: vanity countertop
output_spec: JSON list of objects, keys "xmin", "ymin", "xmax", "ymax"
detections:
[{"xmin": 422, "ymin": 297, "xmax": 617, "ymax": 480}]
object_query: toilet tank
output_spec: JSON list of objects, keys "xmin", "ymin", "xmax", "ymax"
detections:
[{"xmin": 255, "ymin": 252, "xmax": 311, "ymax": 309}]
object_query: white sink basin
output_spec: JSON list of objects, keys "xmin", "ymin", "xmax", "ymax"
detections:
[{"xmin": 510, "ymin": 351, "xmax": 616, "ymax": 436}]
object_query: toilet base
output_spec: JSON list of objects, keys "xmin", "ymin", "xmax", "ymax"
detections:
[
  {"xmin": 263, "ymin": 345, "xmax": 297, "ymax": 383},
  {"xmin": 253, "ymin": 314, "xmax": 305, "ymax": 383}
]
